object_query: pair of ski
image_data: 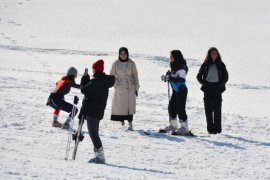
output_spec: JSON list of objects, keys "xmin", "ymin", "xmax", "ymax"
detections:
[
  {"xmin": 64, "ymin": 96, "xmax": 85, "ymax": 161},
  {"xmin": 143, "ymin": 129, "xmax": 196, "ymax": 137}
]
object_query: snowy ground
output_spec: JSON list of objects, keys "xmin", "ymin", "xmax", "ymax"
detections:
[{"xmin": 0, "ymin": 0, "xmax": 270, "ymax": 179}]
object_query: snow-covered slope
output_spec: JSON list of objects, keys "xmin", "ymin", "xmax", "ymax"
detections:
[{"xmin": 0, "ymin": 0, "xmax": 269, "ymax": 179}]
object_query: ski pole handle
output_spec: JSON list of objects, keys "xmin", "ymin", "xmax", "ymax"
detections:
[{"xmin": 73, "ymin": 96, "xmax": 79, "ymax": 105}]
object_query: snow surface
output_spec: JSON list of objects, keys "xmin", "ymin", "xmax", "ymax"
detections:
[{"xmin": 0, "ymin": 0, "xmax": 270, "ymax": 179}]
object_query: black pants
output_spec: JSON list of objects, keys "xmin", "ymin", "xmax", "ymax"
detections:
[
  {"xmin": 168, "ymin": 88, "xmax": 188, "ymax": 121},
  {"xmin": 203, "ymin": 84, "xmax": 222, "ymax": 133},
  {"xmin": 47, "ymin": 93, "xmax": 78, "ymax": 117},
  {"xmin": 86, "ymin": 116, "xmax": 102, "ymax": 149}
]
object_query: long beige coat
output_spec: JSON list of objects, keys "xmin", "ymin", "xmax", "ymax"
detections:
[{"xmin": 110, "ymin": 59, "xmax": 140, "ymax": 115}]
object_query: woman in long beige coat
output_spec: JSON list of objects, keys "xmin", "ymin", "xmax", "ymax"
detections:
[{"xmin": 110, "ymin": 47, "xmax": 140, "ymax": 131}]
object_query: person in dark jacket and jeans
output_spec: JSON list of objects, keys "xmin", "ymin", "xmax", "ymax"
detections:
[
  {"xmin": 80, "ymin": 59, "xmax": 115, "ymax": 164},
  {"xmin": 197, "ymin": 47, "xmax": 229, "ymax": 134},
  {"xmin": 46, "ymin": 67, "xmax": 80, "ymax": 129}
]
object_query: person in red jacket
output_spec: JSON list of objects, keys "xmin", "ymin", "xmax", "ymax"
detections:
[{"xmin": 46, "ymin": 67, "xmax": 80, "ymax": 129}]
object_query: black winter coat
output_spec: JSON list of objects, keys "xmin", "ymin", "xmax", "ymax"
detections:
[
  {"xmin": 79, "ymin": 72, "xmax": 115, "ymax": 120},
  {"xmin": 54, "ymin": 76, "xmax": 80, "ymax": 97},
  {"xmin": 197, "ymin": 60, "xmax": 229, "ymax": 93}
]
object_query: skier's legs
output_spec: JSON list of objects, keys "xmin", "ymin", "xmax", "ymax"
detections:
[
  {"xmin": 86, "ymin": 116, "xmax": 102, "ymax": 150},
  {"xmin": 52, "ymin": 109, "xmax": 62, "ymax": 127},
  {"xmin": 53, "ymin": 109, "xmax": 60, "ymax": 116},
  {"xmin": 58, "ymin": 100, "xmax": 78, "ymax": 127},
  {"xmin": 53, "ymin": 109, "xmax": 60, "ymax": 121},
  {"xmin": 204, "ymin": 92, "xmax": 215, "ymax": 133},
  {"xmin": 160, "ymin": 92, "xmax": 179, "ymax": 132},
  {"xmin": 172, "ymin": 88, "xmax": 189, "ymax": 135},
  {"xmin": 169, "ymin": 92, "xmax": 177, "ymax": 119},
  {"xmin": 213, "ymin": 92, "xmax": 222, "ymax": 133},
  {"xmin": 58, "ymin": 100, "xmax": 78, "ymax": 124},
  {"xmin": 48, "ymin": 94, "xmax": 61, "ymax": 122},
  {"xmin": 50, "ymin": 94, "xmax": 78, "ymax": 118},
  {"xmin": 177, "ymin": 89, "xmax": 188, "ymax": 121},
  {"xmin": 59, "ymin": 100, "xmax": 78, "ymax": 116}
]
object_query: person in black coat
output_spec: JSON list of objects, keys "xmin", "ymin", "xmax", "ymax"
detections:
[
  {"xmin": 197, "ymin": 47, "xmax": 228, "ymax": 134},
  {"xmin": 80, "ymin": 59, "xmax": 115, "ymax": 164}
]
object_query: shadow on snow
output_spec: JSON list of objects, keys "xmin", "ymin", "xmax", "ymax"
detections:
[
  {"xmin": 224, "ymin": 134, "xmax": 270, "ymax": 147},
  {"xmin": 104, "ymin": 163, "xmax": 174, "ymax": 175}
]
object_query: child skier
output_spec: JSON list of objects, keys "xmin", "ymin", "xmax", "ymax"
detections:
[
  {"xmin": 160, "ymin": 50, "xmax": 189, "ymax": 135},
  {"xmin": 80, "ymin": 59, "xmax": 115, "ymax": 164},
  {"xmin": 46, "ymin": 67, "xmax": 80, "ymax": 129}
]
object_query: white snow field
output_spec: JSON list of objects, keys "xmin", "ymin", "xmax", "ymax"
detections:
[{"xmin": 1, "ymin": 0, "xmax": 270, "ymax": 179}]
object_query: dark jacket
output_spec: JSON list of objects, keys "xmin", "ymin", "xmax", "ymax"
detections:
[
  {"xmin": 197, "ymin": 60, "xmax": 229, "ymax": 93},
  {"xmin": 80, "ymin": 72, "xmax": 115, "ymax": 120},
  {"xmin": 46, "ymin": 76, "xmax": 80, "ymax": 106},
  {"xmin": 53, "ymin": 76, "xmax": 80, "ymax": 97},
  {"xmin": 169, "ymin": 65, "xmax": 188, "ymax": 93}
]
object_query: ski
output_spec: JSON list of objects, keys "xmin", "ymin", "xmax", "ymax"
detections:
[
  {"xmin": 72, "ymin": 115, "xmax": 85, "ymax": 160},
  {"xmin": 143, "ymin": 129, "xmax": 197, "ymax": 137},
  {"xmin": 171, "ymin": 130, "xmax": 196, "ymax": 137},
  {"xmin": 64, "ymin": 96, "xmax": 78, "ymax": 160}
]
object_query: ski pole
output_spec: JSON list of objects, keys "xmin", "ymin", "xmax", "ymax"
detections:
[
  {"xmin": 167, "ymin": 81, "xmax": 171, "ymax": 102},
  {"xmin": 167, "ymin": 71, "xmax": 171, "ymax": 122},
  {"xmin": 167, "ymin": 81, "xmax": 171, "ymax": 122}
]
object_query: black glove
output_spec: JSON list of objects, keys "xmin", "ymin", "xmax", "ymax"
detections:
[
  {"xmin": 135, "ymin": 91, "xmax": 138, "ymax": 97},
  {"xmin": 80, "ymin": 74, "xmax": 90, "ymax": 86},
  {"xmin": 74, "ymin": 96, "xmax": 79, "ymax": 105},
  {"xmin": 161, "ymin": 71, "xmax": 172, "ymax": 82},
  {"xmin": 166, "ymin": 70, "xmax": 171, "ymax": 76}
]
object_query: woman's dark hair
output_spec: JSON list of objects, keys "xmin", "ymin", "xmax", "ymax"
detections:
[
  {"xmin": 62, "ymin": 75, "xmax": 75, "ymax": 80},
  {"xmin": 170, "ymin": 50, "xmax": 188, "ymax": 73},
  {"xmin": 118, "ymin": 47, "xmax": 129, "ymax": 61},
  {"xmin": 204, "ymin": 47, "xmax": 222, "ymax": 64}
]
